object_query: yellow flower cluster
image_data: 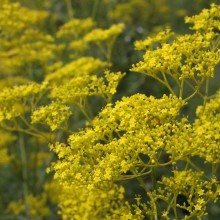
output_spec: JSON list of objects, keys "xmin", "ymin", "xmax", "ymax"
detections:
[
  {"xmin": 50, "ymin": 94, "xmax": 187, "ymax": 219},
  {"xmin": 0, "ymin": 130, "xmax": 16, "ymax": 165},
  {"xmin": 7, "ymin": 177, "xmax": 62, "ymax": 219},
  {"xmin": 0, "ymin": 1, "xmax": 48, "ymax": 36},
  {"xmin": 70, "ymin": 39, "xmax": 88, "ymax": 54},
  {"xmin": 50, "ymin": 150, "xmax": 140, "ymax": 220},
  {"xmin": 131, "ymin": 4, "xmax": 220, "ymax": 99},
  {"xmin": 56, "ymin": 18, "xmax": 124, "ymax": 59},
  {"xmin": 84, "ymin": 23, "xmax": 125, "ymax": 43},
  {"xmin": 0, "ymin": 1, "xmax": 56, "ymax": 75},
  {"xmin": 0, "ymin": 82, "xmax": 48, "ymax": 122},
  {"xmin": 185, "ymin": 3, "xmax": 220, "ymax": 31},
  {"xmin": 46, "ymin": 57, "xmax": 110, "ymax": 83},
  {"xmin": 1, "ymin": 1, "xmax": 220, "ymax": 219},
  {"xmin": 192, "ymin": 91, "xmax": 220, "ymax": 163},
  {"xmin": 7, "ymin": 194, "xmax": 50, "ymax": 219},
  {"xmin": 31, "ymin": 102, "xmax": 71, "ymax": 131},
  {"xmin": 131, "ymin": 32, "xmax": 219, "ymax": 81},
  {"xmin": 50, "ymin": 70, "xmax": 125, "ymax": 104},
  {"xmin": 43, "ymin": 180, "xmax": 61, "ymax": 204},
  {"xmin": 134, "ymin": 28, "xmax": 175, "ymax": 51},
  {"xmin": 154, "ymin": 170, "xmax": 220, "ymax": 219},
  {"xmin": 108, "ymin": 0, "xmax": 170, "ymax": 25},
  {"xmin": 56, "ymin": 18, "xmax": 96, "ymax": 39},
  {"xmin": 0, "ymin": 76, "xmax": 31, "ymax": 90},
  {"xmin": 28, "ymin": 151, "xmax": 52, "ymax": 169}
]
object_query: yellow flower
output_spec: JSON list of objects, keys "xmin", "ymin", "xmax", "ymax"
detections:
[
  {"xmin": 0, "ymin": 82, "xmax": 48, "ymax": 122},
  {"xmin": 84, "ymin": 23, "xmax": 124, "ymax": 43},
  {"xmin": 31, "ymin": 102, "xmax": 71, "ymax": 131},
  {"xmin": 185, "ymin": 4, "xmax": 220, "ymax": 31},
  {"xmin": 56, "ymin": 18, "xmax": 96, "ymax": 38},
  {"xmin": 0, "ymin": 1, "xmax": 55, "ymax": 75},
  {"xmin": 0, "ymin": 130, "xmax": 16, "ymax": 165},
  {"xmin": 45, "ymin": 57, "xmax": 110, "ymax": 83}
]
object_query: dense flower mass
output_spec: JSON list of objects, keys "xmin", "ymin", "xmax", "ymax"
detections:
[
  {"xmin": 50, "ymin": 70, "xmax": 125, "ymax": 104},
  {"xmin": 185, "ymin": 3, "xmax": 220, "ymax": 31},
  {"xmin": 0, "ymin": 1, "xmax": 56, "ymax": 75},
  {"xmin": 192, "ymin": 91, "xmax": 220, "ymax": 163},
  {"xmin": 1, "ymin": 1, "xmax": 220, "ymax": 220},
  {"xmin": 56, "ymin": 18, "xmax": 96, "ymax": 39},
  {"xmin": 131, "ymin": 4, "xmax": 220, "ymax": 104},
  {"xmin": 84, "ymin": 23, "xmax": 125, "ymax": 43},
  {"xmin": 45, "ymin": 57, "xmax": 110, "ymax": 83},
  {"xmin": 31, "ymin": 102, "xmax": 71, "ymax": 131},
  {"xmin": 0, "ymin": 82, "xmax": 48, "ymax": 122},
  {"xmin": 50, "ymin": 94, "xmax": 186, "ymax": 219},
  {"xmin": 132, "ymin": 32, "xmax": 220, "ymax": 79},
  {"xmin": 0, "ymin": 130, "xmax": 16, "ymax": 165}
]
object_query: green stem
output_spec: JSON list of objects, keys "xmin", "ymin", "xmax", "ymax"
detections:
[
  {"xmin": 148, "ymin": 73, "xmax": 176, "ymax": 96},
  {"xmin": 19, "ymin": 133, "xmax": 30, "ymax": 218},
  {"xmin": 184, "ymin": 80, "xmax": 203, "ymax": 102},
  {"xmin": 19, "ymin": 116, "xmax": 50, "ymax": 141},
  {"xmin": 166, "ymin": 196, "xmax": 174, "ymax": 215},
  {"xmin": 1, "ymin": 121, "xmax": 45, "ymax": 140},
  {"xmin": 84, "ymin": 97, "xmax": 94, "ymax": 119},
  {"xmin": 137, "ymin": 160, "xmax": 173, "ymax": 168},
  {"xmin": 179, "ymin": 79, "xmax": 184, "ymax": 99},
  {"xmin": 203, "ymin": 78, "xmax": 209, "ymax": 105},
  {"xmin": 168, "ymin": 71, "xmax": 180, "ymax": 87},
  {"xmin": 76, "ymin": 103, "xmax": 92, "ymax": 123},
  {"xmin": 211, "ymin": 35, "xmax": 220, "ymax": 50},
  {"xmin": 212, "ymin": 164, "xmax": 218, "ymax": 177},
  {"xmin": 173, "ymin": 194, "xmax": 179, "ymax": 220},
  {"xmin": 161, "ymin": 72, "xmax": 176, "ymax": 96},
  {"xmin": 92, "ymin": 0, "xmax": 100, "ymax": 19},
  {"xmin": 184, "ymin": 79, "xmax": 204, "ymax": 99},
  {"xmin": 65, "ymin": 0, "xmax": 74, "ymax": 19},
  {"xmin": 97, "ymin": 43, "xmax": 108, "ymax": 60},
  {"xmin": 106, "ymin": 40, "xmax": 114, "ymax": 62},
  {"xmin": 187, "ymin": 159, "xmax": 210, "ymax": 180},
  {"xmin": 118, "ymin": 168, "xmax": 152, "ymax": 181},
  {"xmin": 131, "ymin": 169, "xmax": 158, "ymax": 220},
  {"xmin": 166, "ymin": 194, "xmax": 179, "ymax": 219},
  {"xmin": 151, "ymin": 167, "xmax": 156, "ymax": 190}
]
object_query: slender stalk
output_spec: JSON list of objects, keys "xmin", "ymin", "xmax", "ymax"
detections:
[
  {"xmin": 166, "ymin": 194, "xmax": 179, "ymax": 219},
  {"xmin": 151, "ymin": 167, "xmax": 156, "ymax": 190},
  {"xmin": 92, "ymin": 0, "xmax": 100, "ymax": 19},
  {"xmin": 84, "ymin": 97, "xmax": 94, "ymax": 119},
  {"xmin": 184, "ymin": 81, "xmax": 203, "ymax": 102},
  {"xmin": 131, "ymin": 169, "xmax": 158, "ymax": 220},
  {"xmin": 187, "ymin": 159, "xmax": 210, "ymax": 180},
  {"xmin": 19, "ymin": 115, "xmax": 50, "ymax": 141},
  {"xmin": 136, "ymin": 160, "xmax": 173, "ymax": 168},
  {"xmin": 19, "ymin": 133, "xmax": 30, "ymax": 218},
  {"xmin": 173, "ymin": 194, "xmax": 179, "ymax": 220},
  {"xmin": 147, "ymin": 74, "xmax": 176, "ymax": 96},
  {"xmin": 184, "ymin": 79, "xmax": 204, "ymax": 99},
  {"xmin": 167, "ymin": 71, "xmax": 180, "ymax": 87},
  {"xmin": 179, "ymin": 79, "xmax": 184, "ymax": 99},
  {"xmin": 212, "ymin": 164, "xmax": 218, "ymax": 177},
  {"xmin": 106, "ymin": 40, "xmax": 114, "ymax": 62},
  {"xmin": 65, "ymin": 0, "xmax": 74, "ymax": 19},
  {"xmin": 1, "ymin": 121, "xmax": 45, "ymax": 140},
  {"xmin": 161, "ymin": 72, "xmax": 176, "ymax": 96},
  {"xmin": 203, "ymin": 78, "xmax": 209, "ymax": 105},
  {"xmin": 76, "ymin": 103, "xmax": 92, "ymax": 123},
  {"xmin": 118, "ymin": 168, "xmax": 152, "ymax": 181}
]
